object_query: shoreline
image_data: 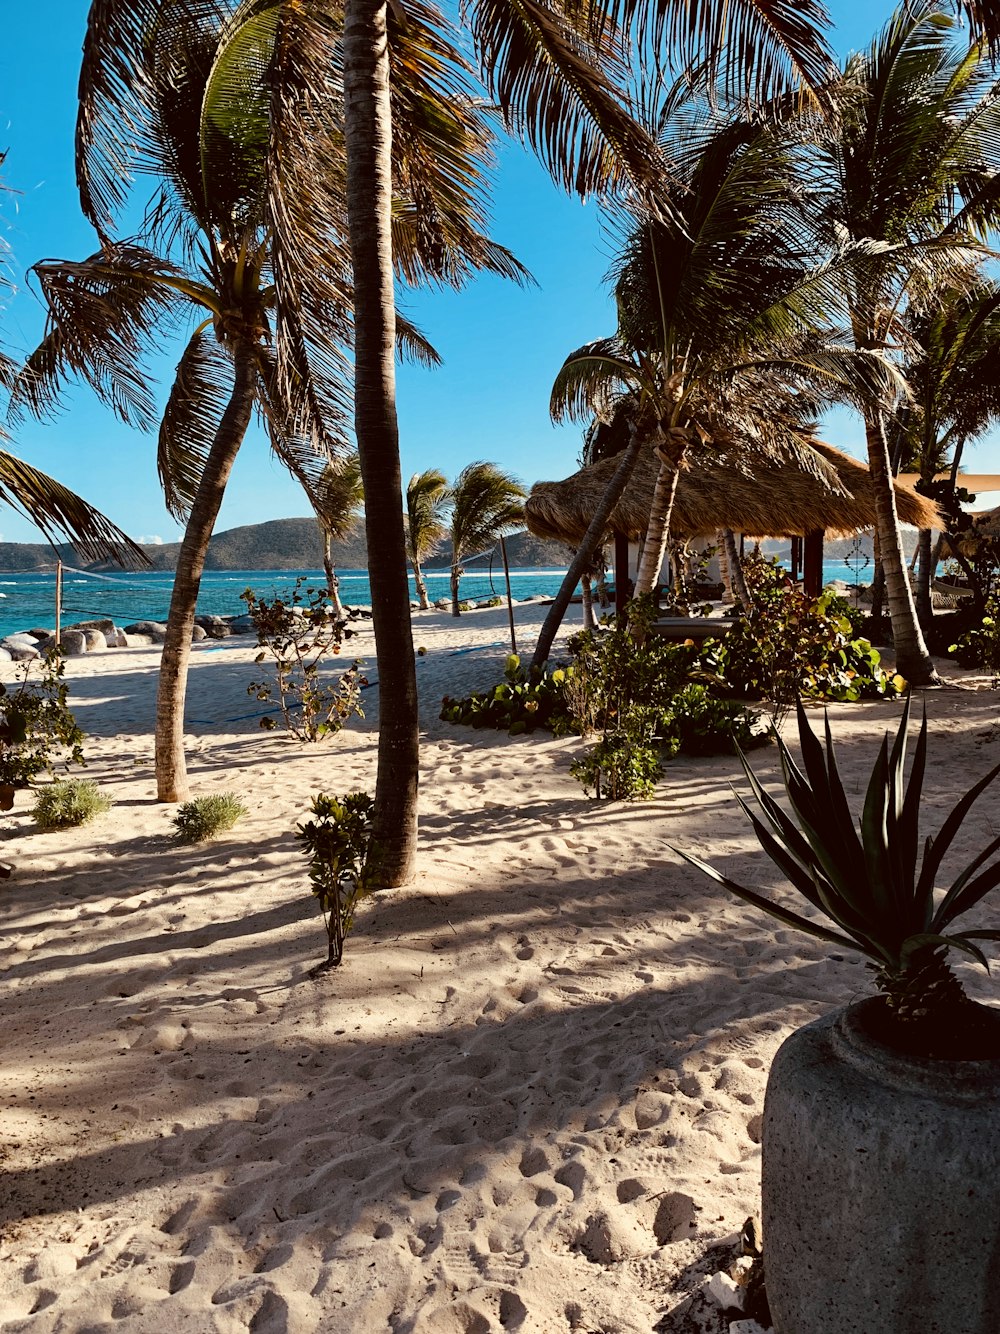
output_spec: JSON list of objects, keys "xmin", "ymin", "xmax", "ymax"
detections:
[{"xmin": 2, "ymin": 603, "xmax": 997, "ymax": 1332}]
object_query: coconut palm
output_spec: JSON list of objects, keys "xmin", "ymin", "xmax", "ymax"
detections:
[
  {"xmin": 311, "ymin": 452, "xmax": 364, "ymax": 619},
  {"xmin": 531, "ymin": 106, "xmax": 898, "ymax": 668},
  {"xmin": 448, "ymin": 463, "xmax": 525, "ymax": 616},
  {"xmin": 811, "ymin": 2, "xmax": 1000, "ymax": 682},
  {"xmin": 896, "ymin": 276, "xmax": 1000, "ymax": 621},
  {"xmin": 406, "ymin": 469, "xmax": 451, "ymax": 611},
  {"xmin": 36, "ymin": 0, "xmax": 522, "ymax": 809}
]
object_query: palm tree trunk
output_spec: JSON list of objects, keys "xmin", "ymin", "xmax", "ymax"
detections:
[
  {"xmin": 155, "ymin": 340, "xmax": 257, "ymax": 801},
  {"xmin": 581, "ymin": 570, "xmax": 596, "ymax": 630},
  {"xmin": 450, "ymin": 563, "xmax": 462, "ymax": 616},
  {"xmin": 634, "ymin": 436, "xmax": 683, "ymax": 598},
  {"xmin": 721, "ymin": 528, "xmax": 751, "ymax": 606},
  {"xmin": 412, "ymin": 558, "xmax": 431, "ymax": 611},
  {"xmin": 322, "ymin": 530, "xmax": 347, "ymax": 619},
  {"xmin": 915, "ymin": 527, "xmax": 933, "ymax": 627},
  {"xmin": 343, "ymin": 0, "xmax": 418, "ymax": 888},
  {"xmin": 864, "ymin": 413, "xmax": 939, "ymax": 684},
  {"xmin": 530, "ymin": 423, "xmax": 645, "ymax": 671}
]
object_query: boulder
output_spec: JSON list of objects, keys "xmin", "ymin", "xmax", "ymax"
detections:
[
  {"xmin": 191, "ymin": 624, "xmax": 208, "ymax": 642},
  {"xmin": 124, "ymin": 633, "xmax": 154, "ymax": 647},
  {"xmin": 51, "ymin": 629, "xmax": 88, "ymax": 656},
  {"xmin": 81, "ymin": 628, "xmax": 108, "ymax": 652},
  {"xmin": 124, "ymin": 620, "xmax": 168, "ymax": 643},
  {"xmin": 194, "ymin": 615, "xmax": 232, "ymax": 639},
  {"xmin": 1, "ymin": 634, "xmax": 41, "ymax": 660},
  {"xmin": 66, "ymin": 618, "xmax": 117, "ymax": 639},
  {"xmin": 0, "ymin": 648, "xmax": 11, "ymax": 662},
  {"xmin": 26, "ymin": 627, "xmax": 53, "ymax": 641},
  {"xmin": 227, "ymin": 615, "xmax": 255, "ymax": 634}
]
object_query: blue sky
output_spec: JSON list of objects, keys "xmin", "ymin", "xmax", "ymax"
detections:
[{"xmin": 2, "ymin": 0, "xmax": 996, "ymax": 547}]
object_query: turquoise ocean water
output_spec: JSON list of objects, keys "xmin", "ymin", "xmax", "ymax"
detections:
[{"xmin": 0, "ymin": 559, "xmax": 867, "ymax": 641}]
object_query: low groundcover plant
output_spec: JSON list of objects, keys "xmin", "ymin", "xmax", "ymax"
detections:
[
  {"xmin": 675, "ymin": 697, "xmax": 1000, "ymax": 1057},
  {"xmin": 172, "ymin": 793, "xmax": 248, "ymax": 842},
  {"xmin": 33, "ymin": 778, "xmax": 112, "ymax": 830}
]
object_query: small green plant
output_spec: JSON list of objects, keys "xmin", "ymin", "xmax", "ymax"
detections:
[
  {"xmin": 949, "ymin": 596, "xmax": 1000, "ymax": 676},
  {"xmin": 675, "ymin": 698, "xmax": 1000, "ymax": 1053},
  {"xmin": 0, "ymin": 649, "xmax": 85, "ymax": 800},
  {"xmin": 32, "ymin": 778, "xmax": 112, "ymax": 830},
  {"xmin": 297, "ymin": 791, "xmax": 375, "ymax": 970},
  {"xmin": 172, "ymin": 793, "xmax": 248, "ymax": 842},
  {"xmin": 659, "ymin": 684, "xmax": 769, "ymax": 757},
  {"xmin": 242, "ymin": 580, "xmax": 365, "ymax": 741},
  {"xmin": 571, "ymin": 731, "xmax": 663, "ymax": 800},
  {"xmin": 440, "ymin": 653, "xmax": 578, "ymax": 735}
]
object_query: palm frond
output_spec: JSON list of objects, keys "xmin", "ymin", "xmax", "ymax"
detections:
[
  {"xmin": 407, "ymin": 468, "xmax": 452, "ymax": 563},
  {"xmin": 450, "ymin": 460, "xmax": 526, "ymax": 561},
  {"xmin": 159, "ymin": 326, "xmax": 234, "ymax": 520},
  {"xmin": 310, "ymin": 451, "xmax": 364, "ymax": 542},
  {"xmin": 0, "ymin": 447, "xmax": 148, "ymax": 568}
]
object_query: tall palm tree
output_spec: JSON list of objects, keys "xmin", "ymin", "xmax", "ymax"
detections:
[
  {"xmin": 897, "ymin": 275, "xmax": 1000, "ymax": 620},
  {"xmin": 41, "ymin": 0, "xmax": 522, "ymax": 813},
  {"xmin": 406, "ymin": 469, "xmax": 451, "ymax": 611},
  {"xmin": 448, "ymin": 462, "xmax": 525, "ymax": 615},
  {"xmin": 531, "ymin": 107, "xmax": 898, "ymax": 667},
  {"xmin": 312, "ymin": 452, "xmax": 364, "ymax": 618},
  {"xmin": 813, "ymin": 2, "xmax": 1000, "ymax": 683}
]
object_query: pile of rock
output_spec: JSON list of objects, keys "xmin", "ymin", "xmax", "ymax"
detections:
[{"xmin": 0, "ymin": 614, "xmax": 258, "ymax": 661}]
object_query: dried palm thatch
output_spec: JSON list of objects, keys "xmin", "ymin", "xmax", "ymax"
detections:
[
  {"xmin": 938, "ymin": 507, "xmax": 1000, "ymax": 558},
  {"xmin": 525, "ymin": 441, "xmax": 941, "ymax": 544}
]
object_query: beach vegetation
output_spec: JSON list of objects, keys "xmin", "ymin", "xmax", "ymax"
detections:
[
  {"xmin": 448, "ymin": 463, "xmax": 525, "ymax": 617},
  {"xmin": 297, "ymin": 791, "xmax": 375, "ymax": 970},
  {"xmin": 571, "ymin": 732, "xmax": 662, "ymax": 801},
  {"xmin": 676, "ymin": 695, "xmax": 1000, "ymax": 1048},
  {"xmin": 0, "ymin": 649, "xmax": 85, "ymax": 796},
  {"xmin": 243, "ymin": 581, "xmax": 365, "ymax": 742},
  {"xmin": 406, "ymin": 471, "xmax": 451, "ymax": 612},
  {"xmin": 948, "ymin": 596, "xmax": 1000, "ymax": 676},
  {"xmin": 810, "ymin": 4, "xmax": 1000, "ymax": 684},
  {"xmin": 32, "ymin": 779, "xmax": 113, "ymax": 830},
  {"xmin": 440, "ymin": 654, "xmax": 576, "ymax": 735},
  {"xmin": 172, "ymin": 793, "xmax": 248, "ymax": 843}
]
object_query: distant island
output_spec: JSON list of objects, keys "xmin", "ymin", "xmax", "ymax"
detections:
[{"xmin": 0, "ymin": 518, "xmax": 574, "ymax": 573}]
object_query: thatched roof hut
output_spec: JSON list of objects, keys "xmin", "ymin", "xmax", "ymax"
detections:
[{"xmin": 524, "ymin": 440, "xmax": 942, "ymax": 545}]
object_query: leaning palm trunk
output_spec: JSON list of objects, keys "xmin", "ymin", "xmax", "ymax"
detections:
[
  {"xmin": 155, "ymin": 342, "xmax": 258, "ymax": 801},
  {"xmin": 322, "ymin": 530, "xmax": 347, "ymax": 619},
  {"xmin": 864, "ymin": 414, "xmax": 939, "ymax": 685},
  {"xmin": 343, "ymin": 0, "xmax": 418, "ymax": 888},
  {"xmin": 721, "ymin": 528, "xmax": 751, "ymax": 606},
  {"xmin": 530, "ymin": 423, "xmax": 645, "ymax": 670},
  {"xmin": 412, "ymin": 557, "xmax": 431, "ymax": 610},
  {"xmin": 634, "ymin": 430, "xmax": 682, "ymax": 598}
]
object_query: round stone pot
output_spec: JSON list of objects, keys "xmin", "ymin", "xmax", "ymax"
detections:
[{"xmin": 762, "ymin": 998, "xmax": 1000, "ymax": 1334}]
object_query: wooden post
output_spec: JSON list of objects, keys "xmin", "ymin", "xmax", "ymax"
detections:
[
  {"xmin": 803, "ymin": 529, "xmax": 825, "ymax": 597},
  {"xmin": 790, "ymin": 536, "xmax": 801, "ymax": 583},
  {"xmin": 55, "ymin": 560, "xmax": 63, "ymax": 648},
  {"xmin": 499, "ymin": 535, "xmax": 516, "ymax": 656}
]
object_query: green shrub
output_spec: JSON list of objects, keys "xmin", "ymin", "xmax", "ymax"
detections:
[
  {"xmin": 949, "ymin": 599, "xmax": 1000, "ymax": 673},
  {"xmin": 297, "ymin": 791, "xmax": 374, "ymax": 970},
  {"xmin": 571, "ymin": 732, "xmax": 663, "ymax": 801},
  {"xmin": 440, "ymin": 654, "xmax": 578, "ymax": 735},
  {"xmin": 172, "ymin": 793, "xmax": 248, "ymax": 842},
  {"xmin": 32, "ymin": 779, "xmax": 113, "ymax": 830},
  {"xmin": 242, "ymin": 580, "xmax": 365, "ymax": 741},
  {"xmin": 659, "ymin": 684, "xmax": 769, "ymax": 757},
  {"xmin": 0, "ymin": 649, "xmax": 85, "ymax": 794}
]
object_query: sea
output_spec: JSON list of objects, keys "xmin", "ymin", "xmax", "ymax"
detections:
[{"xmin": 0, "ymin": 560, "xmax": 867, "ymax": 641}]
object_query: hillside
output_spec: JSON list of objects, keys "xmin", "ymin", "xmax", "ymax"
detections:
[{"xmin": 0, "ymin": 520, "xmax": 571, "ymax": 573}]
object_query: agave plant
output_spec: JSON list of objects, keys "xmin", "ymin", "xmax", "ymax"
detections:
[{"xmin": 675, "ymin": 698, "xmax": 1000, "ymax": 1028}]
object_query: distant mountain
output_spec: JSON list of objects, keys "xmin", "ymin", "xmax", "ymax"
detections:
[{"xmin": 0, "ymin": 519, "xmax": 571, "ymax": 573}]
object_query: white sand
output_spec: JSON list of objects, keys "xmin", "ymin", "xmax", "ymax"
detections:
[{"xmin": 1, "ymin": 602, "xmax": 998, "ymax": 1333}]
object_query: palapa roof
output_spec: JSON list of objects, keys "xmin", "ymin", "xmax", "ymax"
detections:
[{"xmin": 525, "ymin": 440, "xmax": 942, "ymax": 545}]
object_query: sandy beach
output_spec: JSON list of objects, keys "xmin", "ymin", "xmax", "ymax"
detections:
[{"xmin": 1, "ymin": 601, "xmax": 998, "ymax": 1333}]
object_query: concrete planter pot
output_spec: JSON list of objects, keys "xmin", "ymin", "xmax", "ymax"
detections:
[{"xmin": 762, "ymin": 998, "xmax": 1000, "ymax": 1334}]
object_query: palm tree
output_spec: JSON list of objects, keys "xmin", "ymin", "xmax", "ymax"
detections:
[
  {"xmin": 897, "ymin": 275, "xmax": 1000, "ymax": 620},
  {"xmin": 531, "ymin": 107, "xmax": 898, "ymax": 668},
  {"xmin": 39, "ymin": 0, "xmax": 521, "ymax": 814},
  {"xmin": 406, "ymin": 469, "xmax": 451, "ymax": 611},
  {"xmin": 812, "ymin": 2, "xmax": 1000, "ymax": 683},
  {"xmin": 448, "ymin": 463, "xmax": 525, "ymax": 615},
  {"xmin": 311, "ymin": 452, "xmax": 364, "ymax": 619}
]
